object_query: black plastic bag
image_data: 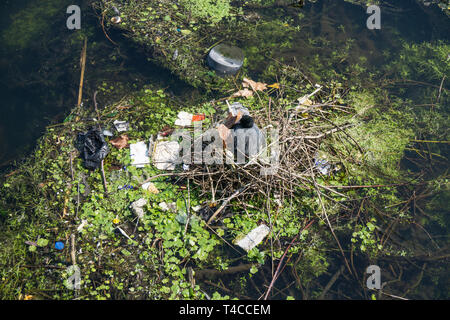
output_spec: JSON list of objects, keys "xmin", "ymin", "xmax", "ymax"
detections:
[{"xmin": 76, "ymin": 128, "xmax": 109, "ymax": 170}]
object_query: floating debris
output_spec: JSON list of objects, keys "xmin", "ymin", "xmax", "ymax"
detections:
[
  {"xmin": 207, "ymin": 44, "xmax": 244, "ymax": 75},
  {"xmin": 111, "ymin": 16, "xmax": 122, "ymax": 24},
  {"xmin": 130, "ymin": 141, "xmax": 150, "ymax": 168},
  {"xmin": 75, "ymin": 129, "xmax": 109, "ymax": 170},
  {"xmin": 142, "ymin": 182, "xmax": 159, "ymax": 194},
  {"xmin": 130, "ymin": 198, "xmax": 147, "ymax": 219},
  {"xmin": 159, "ymin": 202, "xmax": 177, "ymax": 212},
  {"xmin": 153, "ymin": 140, "xmax": 180, "ymax": 170},
  {"xmin": 235, "ymin": 225, "xmax": 270, "ymax": 251},
  {"xmin": 113, "ymin": 120, "xmax": 130, "ymax": 132}
]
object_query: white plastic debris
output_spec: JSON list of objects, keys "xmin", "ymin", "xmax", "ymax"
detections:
[
  {"xmin": 153, "ymin": 140, "xmax": 180, "ymax": 170},
  {"xmin": 235, "ymin": 224, "xmax": 270, "ymax": 252},
  {"xmin": 130, "ymin": 141, "xmax": 150, "ymax": 168},
  {"xmin": 130, "ymin": 198, "xmax": 147, "ymax": 219},
  {"xmin": 113, "ymin": 120, "xmax": 130, "ymax": 132},
  {"xmin": 111, "ymin": 16, "xmax": 122, "ymax": 24},
  {"xmin": 159, "ymin": 202, "xmax": 177, "ymax": 212},
  {"xmin": 296, "ymin": 84, "xmax": 322, "ymax": 110},
  {"xmin": 174, "ymin": 111, "xmax": 193, "ymax": 127}
]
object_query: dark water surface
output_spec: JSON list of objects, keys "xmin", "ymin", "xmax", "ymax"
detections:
[{"xmin": 0, "ymin": 0, "xmax": 197, "ymax": 170}]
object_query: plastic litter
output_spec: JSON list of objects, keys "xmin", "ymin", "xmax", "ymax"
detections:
[
  {"xmin": 130, "ymin": 198, "xmax": 147, "ymax": 219},
  {"xmin": 118, "ymin": 184, "xmax": 134, "ymax": 190},
  {"xmin": 175, "ymin": 111, "xmax": 193, "ymax": 127},
  {"xmin": 159, "ymin": 202, "xmax": 177, "ymax": 212},
  {"xmin": 77, "ymin": 219, "xmax": 88, "ymax": 232},
  {"xmin": 113, "ymin": 120, "xmax": 130, "ymax": 132},
  {"xmin": 76, "ymin": 128, "xmax": 110, "ymax": 170},
  {"xmin": 174, "ymin": 111, "xmax": 206, "ymax": 127},
  {"xmin": 130, "ymin": 141, "xmax": 150, "ymax": 168},
  {"xmin": 235, "ymin": 224, "xmax": 270, "ymax": 252},
  {"xmin": 111, "ymin": 16, "xmax": 121, "ymax": 24},
  {"xmin": 207, "ymin": 44, "xmax": 244, "ymax": 75},
  {"xmin": 110, "ymin": 134, "xmax": 129, "ymax": 149},
  {"xmin": 172, "ymin": 49, "xmax": 179, "ymax": 61},
  {"xmin": 232, "ymin": 120, "xmax": 265, "ymax": 163},
  {"xmin": 192, "ymin": 114, "xmax": 206, "ymax": 122},
  {"xmin": 153, "ymin": 140, "xmax": 180, "ymax": 170},
  {"xmin": 295, "ymin": 84, "xmax": 322, "ymax": 111},
  {"xmin": 228, "ymin": 102, "xmax": 250, "ymax": 118},
  {"xmin": 175, "ymin": 213, "xmax": 188, "ymax": 224},
  {"xmin": 102, "ymin": 129, "xmax": 114, "ymax": 137},
  {"xmin": 55, "ymin": 241, "xmax": 65, "ymax": 250},
  {"xmin": 116, "ymin": 226, "xmax": 132, "ymax": 240},
  {"xmin": 142, "ymin": 182, "xmax": 159, "ymax": 194},
  {"xmin": 314, "ymin": 153, "xmax": 331, "ymax": 175}
]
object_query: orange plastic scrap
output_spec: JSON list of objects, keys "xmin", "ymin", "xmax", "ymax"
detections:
[{"xmin": 192, "ymin": 114, "xmax": 205, "ymax": 122}]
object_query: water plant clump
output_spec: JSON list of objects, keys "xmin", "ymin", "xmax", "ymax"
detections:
[{"xmin": 1, "ymin": 45, "xmax": 448, "ymax": 298}]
